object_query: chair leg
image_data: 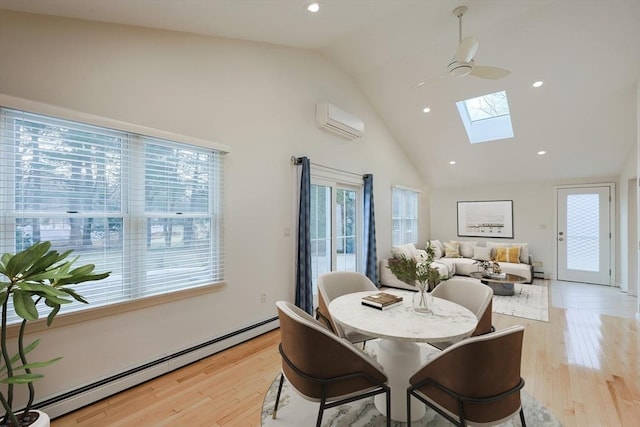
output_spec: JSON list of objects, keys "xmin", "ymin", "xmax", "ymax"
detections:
[
  {"xmin": 316, "ymin": 401, "xmax": 325, "ymax": 427},
  {"xmin": 520, "ymin": 408, "xmax": 527, "ymax": 426},
  {"xmin": 386, "ymin": 388, "xmax": 391, "ymax": 427},
  {"xmin": 272, "ymin": 373, "xmax": 284, "ymax": 419},
  {"xmin": 406, "ymin": 390, "xmax": 412, "ymax": 427}
]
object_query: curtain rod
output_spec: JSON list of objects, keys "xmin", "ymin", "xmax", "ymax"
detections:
[{"xmin": 291, "ymin": 156, "xmax": 364, "ymax": 178}]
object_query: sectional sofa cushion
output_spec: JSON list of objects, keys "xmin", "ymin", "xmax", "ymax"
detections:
[
  {"xmin": 414, "ymin": 249, "xmax": 429, "ymax": 262},
  {"xmin": 391, "ymin": 243, "xmax": 418, "ymax": 260}
]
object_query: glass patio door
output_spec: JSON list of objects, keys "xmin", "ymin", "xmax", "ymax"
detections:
[
  {"xmin": 557, "ymin": 186, "xmax": 612, "ymax": 285},
  {"xmin": 310, "ymin": 180, "xmax": 360, "ymax": 294}
]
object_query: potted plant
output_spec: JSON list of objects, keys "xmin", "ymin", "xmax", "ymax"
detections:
[{"xmin": 1, "ymin": 241, "xmax": 110, "ymax": 426}]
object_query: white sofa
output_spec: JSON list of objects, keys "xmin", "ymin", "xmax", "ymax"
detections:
[{"xmin": 379, "ymin": 241, "xmax": 533, "ymax": 291}]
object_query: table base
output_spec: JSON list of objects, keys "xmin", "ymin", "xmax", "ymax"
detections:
[
  {"xmin": 481, "ymin": 280, "xmax": 515, "ymax": 296},
  {"xmin": 374, "ymin": 339, "xmax": 425, "ymax": 422}
]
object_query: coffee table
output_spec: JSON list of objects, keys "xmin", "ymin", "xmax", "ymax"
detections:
[{"xmin": 469, "ymin": 272, "xmax": 527, "ymax": 296}]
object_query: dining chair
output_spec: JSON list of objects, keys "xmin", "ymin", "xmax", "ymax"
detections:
[
  {"xmin": 273, "ymin": 300, "xmax": 391, "ymax": 427},
  {"xmin": 316, "ymin": 271, "xmax": 378, "ymax": 345},
  {"xmin": 406, "ymin": 325, "xmax": 526, "ymax": 427},
  {"xmin": 430, "ymin": 277, "xmax": 494, "ymax": 348}
]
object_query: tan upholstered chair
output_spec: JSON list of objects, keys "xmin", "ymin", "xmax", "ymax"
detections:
[
  {"xmin": 431, "ymin": 278, "xmax": 494, "ymax": 339},
  {"xmin": 316, "ymin": 271, "xmax": 378, "ymax": 344},
  {"xmin": 407, "ymin": 325, "xmax": 526, "ymax": 427},
  {"xmin": 273, "ymin": 301, "xmax": 390, "ymax": 427}
]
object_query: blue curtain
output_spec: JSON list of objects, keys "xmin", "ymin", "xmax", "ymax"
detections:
[
  {"xmin": 363, "ymin": 174, "xmax": 379, "ymax": 286},
  {"xmin": 295, "ymin": 157, "xmax": 313, "ymax": 314}
]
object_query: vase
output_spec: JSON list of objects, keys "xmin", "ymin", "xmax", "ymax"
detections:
[{"xmin": 412, "ymin": 287, "xmax": 432, "ymax": 315}]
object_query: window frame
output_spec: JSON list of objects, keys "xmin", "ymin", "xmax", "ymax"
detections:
[
  {"xmin": 391, "ymin": 185, "xmax": 419, "ymax": 246},
  {"xmin": 456, "ymin": 90, "xmax": 514, "ymax": 144},
  {"xmin": 0, "ymin": 100, "xmax": 229, "ymax": 332}
]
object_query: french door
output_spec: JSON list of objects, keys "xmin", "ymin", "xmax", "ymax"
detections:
[
  {"xmin": 309, "ymin": 178, "xmax": 361, "ymax": 294},
  {"xmin": 556, "ymin": 185, "xmax": 613, "ymax": 285}
]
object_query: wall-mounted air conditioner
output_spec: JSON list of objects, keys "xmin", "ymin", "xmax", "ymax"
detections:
[{"xmin": 315, "ymin": 102, "xmax": 364, "ymax": 140}]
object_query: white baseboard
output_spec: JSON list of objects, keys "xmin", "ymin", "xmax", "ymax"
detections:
[{"xmin": 41, "ymin": 317, "xmax": 279, "ymax": 419}]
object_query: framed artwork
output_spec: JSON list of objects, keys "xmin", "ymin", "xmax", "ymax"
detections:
[{"xmin": 457, "ymin": 200, "xmax": 513, "ymax": 238}]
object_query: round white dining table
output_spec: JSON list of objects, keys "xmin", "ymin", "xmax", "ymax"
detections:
[{"xmin": 328, "ymin": 289, "xmax": 478, "ymax": 422}]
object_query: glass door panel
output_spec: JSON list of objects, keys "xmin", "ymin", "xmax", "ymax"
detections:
[
  {"xmin": 557, "ymin": 186, "xmax": 611, "ymax": 285},
  {"xmin": 336, "ymin": 188, "xmax": 357, "ymax": 272},
  {"xmin": 310, "ymin": 184, "xmax": 331, "ymax": 294}
]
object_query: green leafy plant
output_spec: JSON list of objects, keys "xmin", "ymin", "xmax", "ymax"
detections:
[
  {"xmin": 387, "ymin": 241, "xmax": 444, "ymax": 292},
  {"xmin": 387, "ymin": 255, "xmax": 417, "ymax": 285},
  {"xmin": 0, "ymin": 241, "xmax": 110, "ymax": 426}
]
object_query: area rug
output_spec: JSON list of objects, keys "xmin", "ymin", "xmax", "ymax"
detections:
[
  {"xmin": 262, "ymin": 341, "xmax": 561, "ymax": 427},
  {"xmin": 492, "ymin": 281, "xmax": 549, "ymax": 322},
  {"xmin": 261, "ymin": 375, "xmax": 561, "ymax": 427}
]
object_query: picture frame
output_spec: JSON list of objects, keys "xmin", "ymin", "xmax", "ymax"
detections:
[{"xmin": 457, "ymin": 200, "xmax": 513, "ymax": 238}]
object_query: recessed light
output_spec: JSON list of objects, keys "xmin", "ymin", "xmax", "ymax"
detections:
[
  {"xmin": 418, "ymin": 81, "xmax": 425, "ymax": 86},
  {"xmin": 449, "ymin": 161, "xmax": 456, "ymax": 165},
  {"xmin": 422, "ymin": 107, "xmax": 431, "ymax": 113},
  {"xmin": 532, "ymin": 81, "xmax": 544, "ymax": 88},
  {"xmin": 537, "ymin": 150, "xmax": 546, "ymax": 155},
  {"xmin": 307, "ymin": 3, "xmax": 320, "ymax": 12}
]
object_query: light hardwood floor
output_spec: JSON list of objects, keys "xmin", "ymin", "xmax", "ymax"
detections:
[{"xmin": 51, "ymin": 280, "xmax": 639, "ymax": 427}]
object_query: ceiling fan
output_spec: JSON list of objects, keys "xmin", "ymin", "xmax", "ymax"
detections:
[{"xmin": 446, "ymin": 5, "xmax": 510, "ymax": 80}]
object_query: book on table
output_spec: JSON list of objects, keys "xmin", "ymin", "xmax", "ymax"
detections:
[{"xmin": 361, "ymin": 292, "xmax": 403, "ymax": 310}]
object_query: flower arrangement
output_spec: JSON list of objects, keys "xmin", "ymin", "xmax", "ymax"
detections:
[{"xmin": 473, "ymin": 259, "xmax": 502, "ymax": 276}]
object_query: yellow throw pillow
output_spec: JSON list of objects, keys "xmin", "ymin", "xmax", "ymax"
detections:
[
  {"xmin": 495, "ymin": 246, "xmax": 521, "ymax": 263},
  {"xmin": 443, "ymin": 241, "xmax": 461, "ymax": 258}
]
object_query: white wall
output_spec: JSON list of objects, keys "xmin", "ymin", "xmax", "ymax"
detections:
[
  {"xmin": 430, "ymin": 177, "xmax": 619, "ymax": 282},
  {"xmin": 0, "ymin": 11, "xmax": 426, "ymax": 408}
]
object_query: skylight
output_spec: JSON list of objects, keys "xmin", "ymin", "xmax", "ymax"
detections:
[{"xmin": 456, "ymin": 90, "xmax": 514, "ymax": 144}]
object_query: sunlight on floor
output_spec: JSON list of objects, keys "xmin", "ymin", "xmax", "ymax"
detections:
[{"xmin": 550, "ymin": 280, "xmax": 638, "ymax": 319}]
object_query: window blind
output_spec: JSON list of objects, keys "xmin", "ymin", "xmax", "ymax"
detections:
[
  {"xmin": 0, "ymin": 107, "xmax": 225, "ymax": 324},
  {"xmin": 391, "ymin": 187, "xmax": 418, "ymax": 246}
]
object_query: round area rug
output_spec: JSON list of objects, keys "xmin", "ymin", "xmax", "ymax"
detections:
[{"xmin": 261, "ymin": 341, "xmax": 562, "ymax": 427}]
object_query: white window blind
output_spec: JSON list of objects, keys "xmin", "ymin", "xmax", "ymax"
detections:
[
  {"xmin": 0, "ymin": 107, "xmax": 225, "ymax": 324},
  {"xmin": 392, "ymin": 187, "xmax": 418, "ymax": 246}
]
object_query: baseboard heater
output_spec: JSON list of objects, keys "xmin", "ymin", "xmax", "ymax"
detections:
[{"xmin": 34, "ymin": 316, "xmax": 279, "ymax": 419}]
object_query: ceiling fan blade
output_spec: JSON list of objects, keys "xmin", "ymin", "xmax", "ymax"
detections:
[
  {"xmin": 455, "ymin": 37, "xmax": 479, "ymax": 63},
  {"xmin": 470, "ymin": 65, "xmax": 510, "ymax": 79}
]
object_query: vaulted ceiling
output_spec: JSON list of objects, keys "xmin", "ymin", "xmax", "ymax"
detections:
[{"xmin": 1, "ymin": 0, "xmax": 638, "ymax": 187}]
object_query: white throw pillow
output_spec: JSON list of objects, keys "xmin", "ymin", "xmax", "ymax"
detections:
[
  {"xmin": 455, "ymin": 241, "xmax": 477, "ymax": 258},
  {"xmin": 391, "ymin": 243, "xmax": 417, "ymax": 260},
  {"xmin": 472, "ymin": 246, "xmax": 492, "ymax": 261},
  {"xmin": 426, "ymin": 240, "xmax": 444, "ymax": 259}
]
